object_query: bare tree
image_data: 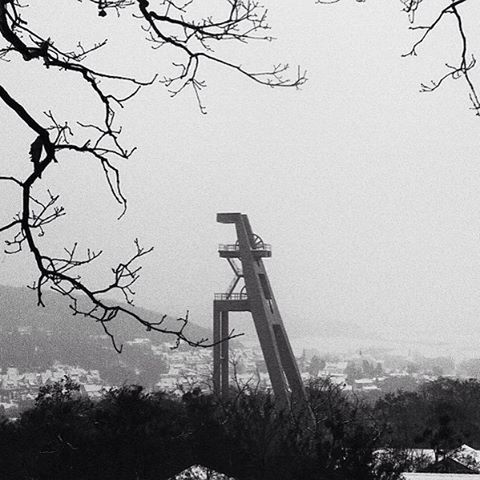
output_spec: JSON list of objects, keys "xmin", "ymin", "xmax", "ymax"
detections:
[
  {"xmin": 0, "ymin": 0, "xmax": 306, "ymax": 351},
  {"xmin": 317, "ymin": 0, "xmax": 480, "ymax": 116}
]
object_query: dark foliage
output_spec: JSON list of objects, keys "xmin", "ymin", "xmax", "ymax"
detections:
[
  {"xmin": 4, "ymin": 376, "xmax": 480, "ymax": 479},
  {"xmin": 0, "ymin": 377, "xmax": 380, "ymax": 480},
  {"xmin": 375, "ymin": 377, "xmax": 480, "ymax": 454}
]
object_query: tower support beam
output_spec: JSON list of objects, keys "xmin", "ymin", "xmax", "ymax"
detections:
[
  {"xmin": 213, "ymin": 306, "xmax": 222, "ymax": 395},
  {"xmin": 220, "ymin": 311, "xmax": 229, "ymax": 397}
]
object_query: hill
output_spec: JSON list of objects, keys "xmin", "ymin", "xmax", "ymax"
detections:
[
  {"xmin": 0, "ymin": 284, "xmax": 209, "ymax": 341},
  {"xmin": 0, "ymin": 284, "xmax": 211, "ymax": 385}
]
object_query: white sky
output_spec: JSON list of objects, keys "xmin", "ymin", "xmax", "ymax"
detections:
[{"xmin": 1, "ymin": 0, "xmax": 480, "ymax": 345}]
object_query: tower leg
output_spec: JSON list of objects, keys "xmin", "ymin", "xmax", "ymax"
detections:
[
  {"xmin": 220, "ymin": 311, "xmax": 230, "ymax": 398},
  {"xmin": 213, "ymin": 306, "xmax": 221, "ymax": 396},
  {"xmin": 254, "ymin": 320, "xmax": 290, "ymax": 408},
  {"xmin": 273, "ymin": 324, "xmax": 308, "ymax": 408}
]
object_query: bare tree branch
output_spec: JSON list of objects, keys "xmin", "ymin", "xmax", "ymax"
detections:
[
  {"xmin": 317, "ymin": 0, "xmax": 480, "ymax": 116},
  {"xmin": 0, "ymin": 0, "xmax": 295, "ymax": 350}
]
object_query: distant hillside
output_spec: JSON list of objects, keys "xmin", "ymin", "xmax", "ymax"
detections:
[
  {"xmin": 0, "ymin": 284, "xmax": 210, "ymax": 343},
  {"xmin": 0, "ymin": 285, "xmax": 212, "ymax": 385}
]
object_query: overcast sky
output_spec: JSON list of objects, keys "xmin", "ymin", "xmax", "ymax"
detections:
[{"xmin": 1, "ymin": 0, "xmax": 480, "ymax": 347}]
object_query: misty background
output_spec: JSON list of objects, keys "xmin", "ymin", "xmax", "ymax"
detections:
[{"xmin": 1, "ymin": 1, "xmax": 480, "ymax": 356}]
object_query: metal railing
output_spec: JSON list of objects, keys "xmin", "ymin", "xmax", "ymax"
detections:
[
  {"xmin": 218, "ymin": 243, "xmax": 272, "ymax": 252},
  {"xmin": 218, "ymin": 244, "xmax": 239, "ymax": 252},
  {"xmin": 214, "ymin": 292, "xmax": 248, "ymax": 301}
]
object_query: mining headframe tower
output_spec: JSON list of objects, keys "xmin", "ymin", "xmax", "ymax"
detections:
[{"xmin": 213, "ymin": 212, "xmax": 308, "ymax": 409}]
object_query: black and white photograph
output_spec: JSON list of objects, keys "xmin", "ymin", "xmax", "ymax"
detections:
[{"xmin": 1, "ymin": 1, "xmax": 480, "ymax": 479}]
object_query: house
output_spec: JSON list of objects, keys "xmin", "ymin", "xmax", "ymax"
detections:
[
  {"xmin": 327, "ymin": 373, "xmax": 348, "ymax": 387},
  {"xmin": 0, "ymin": 402, "xmax": 18, "ymax": 412},
  {"xmin": 323, "ymin": 361, "xmax": 348, "ymax": 375},
  {"xmin": 6, "ymin": 368, "xmax": 19, "ymax": 380},
  {"xmin": 170, "ymin": 465, "xmax": 236, "ymax": 480},
  {"xmin": 426, "ymin": 445, "xmax": 480, "ymax": 474},
  {"xmin": 362, "ymin": 384, "xmax": 380, "ymax": 392},
  {"xmin": 388, "ymin": 445, "xmax": 480, "ymax": 476},
  {"xmin": 353, "ymin": 378, "xmax": 376, "ymax": 391},
  {"xmin": 156, "ymin": 374, "xmax": 180, "ymax": 392},
  {"xmin": 80, "ymin": 384, "xmax": 105, "ymax": 399},
  {"xmin": 404, "ymin": 475, "xmax": 480, "ymax": 480}
]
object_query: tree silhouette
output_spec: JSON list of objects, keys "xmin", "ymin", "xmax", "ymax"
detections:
[
  {"xmin": 0, "ymin": 0, "xmax": 306, "ymax": 350},
  {"xmin": 317, "ymin": 0, "xmax": 480, "ymax": 116}
]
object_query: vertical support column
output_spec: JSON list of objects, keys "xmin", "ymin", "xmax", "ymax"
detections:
[
  {"xmin": 213, "ymin": 305, "xmax": 221, "ymax": 396},
  {"xmin": 220, "ymin": 311, "xmax": 229, "ymax": 398}
]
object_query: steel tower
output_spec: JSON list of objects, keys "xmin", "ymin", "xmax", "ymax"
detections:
[{"xmin": 213, "ymin": 213, "xmax": 307, "ymax": 409}]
